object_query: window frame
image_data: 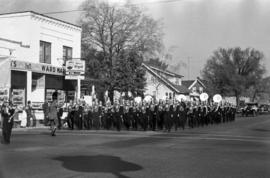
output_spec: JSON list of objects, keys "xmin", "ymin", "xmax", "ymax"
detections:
[
  {"xmin": 63, "ymin": 46, "xmax": 73, "ymax": 63},
  {"xmin": 39, "ymin": 41, "xmax": 51, "ymax": 64}
]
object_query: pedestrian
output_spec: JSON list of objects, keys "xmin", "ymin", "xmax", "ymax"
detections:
[
  {"xmin": 67, "ymin": 100, "xmax": 75, "ymax": 130},
  {"xmin": 42, "ymin": 100, "xmax": 49, "ymax": 126},
  {"xmin": 48, "ymin": 92, "xmax": 58, "ymax": 136},
  {"xmin": 25, "ymin": 100, "xmax": 33, "ymax": 127},
  {"xmin": 1, "ymin": 100, "xmax": 17, "ymax": 144},
  {"xmin": 57, "ymin": 106, "xmax": 63, "ymax": 129}
]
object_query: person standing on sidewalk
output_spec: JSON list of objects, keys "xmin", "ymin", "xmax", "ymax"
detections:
[
  {"xmin": 1, "ymin": 100, "xmax": 17, "ymax": 144},
  {"xmin": 48, "ymin": 92, "xmax": 58, "ymax": 136},
  {"xmin": 25, "ymin": 101, "xmax": 33, "ymax": 127}
]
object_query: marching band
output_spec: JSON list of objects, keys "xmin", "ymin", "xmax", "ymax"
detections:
[
  {"xmin": 0, "ymin": 93, "xmax": 237, "ymax": 143},
  {"xmin": 63, "ymin": 95, "xmax": 237, "ymax": 132}
]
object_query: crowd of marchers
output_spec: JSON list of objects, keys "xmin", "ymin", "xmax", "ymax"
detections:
[{"xmin": 43, "ymin": 99, "xmax": 237, "ymax": 133}]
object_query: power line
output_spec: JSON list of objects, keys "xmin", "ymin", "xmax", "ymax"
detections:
[
  {"xmin": 43, "ymin": 0, "xmax": 185, "ymax": 14},
  {"xmin": 0, "ymin": 0, "xmax": 186, "ymax": 18}
]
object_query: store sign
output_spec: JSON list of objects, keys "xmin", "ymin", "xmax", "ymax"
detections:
[
  {"xmin": 11, "ymin": 60, "xmax": 65, "ymax": 76},
  {"xmin": 65, "ymin": 59, "xmax": 85, "ymax": 80}
]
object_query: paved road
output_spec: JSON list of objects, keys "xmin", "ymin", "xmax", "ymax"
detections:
[{"xmin": 1, "ymin": 115, "xmax": 270, "ymax": 178}]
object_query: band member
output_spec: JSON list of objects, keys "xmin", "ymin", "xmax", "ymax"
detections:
[
  {"xmin": 1, "ymin": 100, "xmax": 16, "ymax": 144},
  {"xmin": 187, "ymin": 104, "xmax": 194, "ymax": 128},
  {"xmin": 179, "ymin": 103, "xmax": 186, "ymax": 130},
  {"xmin": 141, "ymin": 106, "xmax": 148, "ymax": 131},
  {"xmin": 164, "ymin": 104, "xmax": 171, "ymax": 132},
  {"xmin": 158, "ymin": 103, "xmax": 164, "ymax": 130},
  {"xmin": 134, "ymin": 105, "xmax": 141, "ymax": 131},
  {"xmin": 114, "ymin": 105, "xmax": 122, "ymax": 131},
  {"xmin": 173, "ymin": 104, "xmax": 179, "ymax": 131},
  {"xmin": 124, "ymin": 105, "xmax": 130, "ymax": 130},
  {"xmin": 92, "ymin": 105, "xmax": 100, "ymax": 130}
]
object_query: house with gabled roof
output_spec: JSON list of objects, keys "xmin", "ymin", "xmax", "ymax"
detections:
[
  {"xmin": 142, "ymin": 63, "xmax": 189, "ymax": 100},
  {"xmin": 182, "ymin": 77, "xmax": 207, "ymax": 99}
]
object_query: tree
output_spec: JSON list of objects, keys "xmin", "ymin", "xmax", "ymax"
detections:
[
  {"xmin": 246, "ymin": 76, "xmax": 270, "ymax": 102},
  {"xmin": 79, "ymin": 0, "xmax": 163, "ymax": 102},
  {"xmin": 202, "ymin": 47, "xmax": 265, "ymax": 105},
  {"xmin": 113, "ymin": 51, "xmax": 146, "ymax": 98},
  {"xmin": 144, "ymin": 58, "xmax": 168, "ymax": 70}
]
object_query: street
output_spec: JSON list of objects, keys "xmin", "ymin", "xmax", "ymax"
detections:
[{"xmin": 1, "ymin": 115, "xmax": 270, "ymax": 178}]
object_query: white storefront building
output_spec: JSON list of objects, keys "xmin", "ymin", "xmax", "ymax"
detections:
[{"xmin": 0, "ymin": 11, "xmax": 82, "ymax": 108}]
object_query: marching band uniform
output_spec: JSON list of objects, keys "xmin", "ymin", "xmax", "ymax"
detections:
[
  {"xmin": 173, "ymin": 104, "xmax": 179, "ymax": 131},
  {"xmin": 141, "ymin": 106, "xmax": 148, "ymax": 131},
  {"xmin": 114, "ymin": 105, "xmax": 122, "ymax": 131},
  {"xmin": 124, "ymin": 106, "xmax": 130, "ymax": 130},
  {"xmin": 158, "ymin": 104, "xmax": 164, "ymax": 130}
]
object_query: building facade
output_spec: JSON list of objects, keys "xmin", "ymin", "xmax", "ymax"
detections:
[
  {"xmin": 182, "ymin": 77, "xmax": 207, "ymax": 100},
  {"xmin": 142, "ymin": 63, "xmax": 189, "ymax": 101},
  {"xmin": 0, "ymin": 11, "xmax": 82, "ymax": 107}
]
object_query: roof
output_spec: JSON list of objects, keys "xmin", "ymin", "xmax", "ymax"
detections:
[
  {"xmin": 142, "ymin": 63, "xmax": 189, "ymax": 94},
  {"xmin": 182, "ymin": 80, "xmax": 194, "ymax": 88},
  {"xmin": 182, "ymin": 78, "xmax": 206, "ymax": 90},
  {"xmin": 148, "ymin": 65, "xmax": 183, "ymax": 78},
  {"xmin": 0, "ymin": 11, "xmax": 81, "ymax": 29}
]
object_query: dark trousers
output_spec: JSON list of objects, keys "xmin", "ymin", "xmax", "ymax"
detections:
[
  {"xmin": 2, "ymin": 117, "xmax": 13, "ymax": 144},
  {"xmin": 44, "ymin": 115, "xmax": 49, "ymax": 126},
  {"xmin": 26, "ymin": 116, "xmax": 31, "ymax": 127},
  {"xmin": 67, "ymin": 113, "xmax": 74, "ymax": 130}
]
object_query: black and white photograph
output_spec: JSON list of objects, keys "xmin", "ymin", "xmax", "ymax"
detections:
[{"xmin": 0, "ymin": 0, "xmax": 270, "ymax": 177}]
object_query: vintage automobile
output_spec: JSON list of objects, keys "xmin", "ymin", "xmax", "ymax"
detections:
[
  {"xmin": 259, "ymin": 104, "xmax": 270, "ymax": 114},
  {"xmin": 241, "ymin": 102, "xmax": 259, "ymax": 117}
]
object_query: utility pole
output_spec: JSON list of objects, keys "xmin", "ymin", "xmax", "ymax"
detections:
[{"xmin": 187, "ymin": 56, "xmax": 190, "ymax": 80}]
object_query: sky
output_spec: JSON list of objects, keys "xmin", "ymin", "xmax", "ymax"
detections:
[{"xmin": 1, "ymin": 0, "xmax": 270, "ymax": 80}]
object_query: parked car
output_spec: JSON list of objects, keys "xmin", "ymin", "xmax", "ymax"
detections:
[
  {"xmin": 259, "ymin": 104, "xmax": 270, "ymax": 114},
  {"xmin": 241, "ymin": 102, "xmax": 259, "ymax": 117}
]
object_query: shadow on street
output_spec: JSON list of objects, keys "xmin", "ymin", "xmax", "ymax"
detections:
[{"xmin": 53, "ymin": 155, "xmax": 143, "ymax": 178}]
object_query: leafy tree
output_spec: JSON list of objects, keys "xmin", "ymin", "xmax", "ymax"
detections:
[
  {"xmin": 246, "ymin": 76, "xmax": 270, "ymax": 102},
  {"xmin": 144, "ymin": 58, "xmax": 168, "ymax": 70},
  {"xmin": 202, "ymin": 47, "xmax": 265, "ymax": 105},
  {"xmin": 79, "ymin": 0, "xmax": 163, "ymax": 102},
  {"xmin": 113, "ymin": 51, "xmax": 146, "ymax": 98}
]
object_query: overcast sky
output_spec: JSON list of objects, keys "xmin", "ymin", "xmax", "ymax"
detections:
[{"xmin": 1, "ymin": 0, "xmax": 269, "ymax": 80}]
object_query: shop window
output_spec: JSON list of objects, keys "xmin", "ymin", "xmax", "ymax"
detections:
[
  {"xmin": 63, "ymin": 46, "xmax": 72, "ymax": 63},
  {"xmin": 40, "ymin": 41, "xmax": 51, "ymax": 64}
]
